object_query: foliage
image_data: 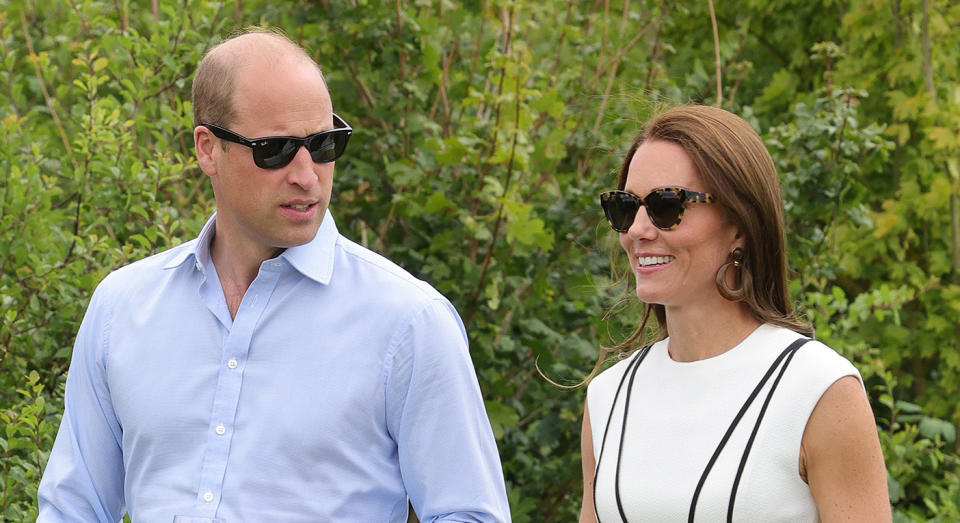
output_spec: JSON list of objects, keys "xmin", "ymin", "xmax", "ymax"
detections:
[
  {"xmin": 1, "ymin": 371, "xmax": 56, "ymax": 521},
  {"xmin": 1, "ymin": 0, "xmax": 958, "ymax": 520}
]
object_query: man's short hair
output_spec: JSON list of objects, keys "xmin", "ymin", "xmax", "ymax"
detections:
[{"xmin": 191, "ymin": 27, "xmax": 324, "ymax": 127}]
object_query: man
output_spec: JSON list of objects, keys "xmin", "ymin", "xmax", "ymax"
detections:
[{"xmin": 38, "ymin": 29, "xmax": 510, "ymax": 522}]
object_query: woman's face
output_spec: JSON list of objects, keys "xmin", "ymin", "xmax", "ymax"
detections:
[{"xmin": 619, "ymin": 139, "xmax": 742, "ymax": 309}]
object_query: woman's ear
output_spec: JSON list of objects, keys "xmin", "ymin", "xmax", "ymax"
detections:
[
  {"xmin": 727, "ymin": 227, "xmax": 749, "ymax": 258},
  {"xmin": 194, "ymin": 126, "xmax": 218, "ymax": 176}
]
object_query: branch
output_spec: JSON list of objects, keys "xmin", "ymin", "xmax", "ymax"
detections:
[
  {"xmin": 592, "ymin": 58, "xmax": 621, "ymax": 134},
  {"xmin": 546, "ymin": 0, "xmax": 574, "ymax": 86},
  {"xmin": 594, "ymin": 0, "xmax": 611, "ymax": 81},
  {"xmin": 585, "ymin": 23, "xmax": 652, "ymax": 89},
  {"xmin": 591, "ymin": 0, "xmax": 632, "ymax": 133},
  {"xmin": 393, "ymin": 0, "xmax": 407, "ymax": 81},
  {"xmin": 707, "ymin": 0, "xmax": 722, "ymax": 106},
  {"xmin": 451, "ymin": 0, "xmax": 487, "ymax": 127},
  {"xmin": 466, "ymin": 72, "xmax": 522, "ymax": 324},
  {"xmin": 921, "ymin": 0, "xmax": 959, "ymax": 281},
  {"xmin": 921, "ymin": 0, "xmax": 935, "ymax": 97},
  {"xmin": 344, "ymin": 59, "xmax": 377, "ymax": 110},
  {"xmin": 19, "ymin": 10, "xmax": 76, "ymax": 171},
  {"xmin": 714, "ymin": 14, "xmax": 790, "ymax": 68}
]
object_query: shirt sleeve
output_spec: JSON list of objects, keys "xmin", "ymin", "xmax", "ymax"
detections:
[
  {"xmin": 37, "ymin": 281, "xmax": 126, "ymax": 522},
  {"xmin": 384, "ymin": 297, "xmax": 511, "ymax": 523}
]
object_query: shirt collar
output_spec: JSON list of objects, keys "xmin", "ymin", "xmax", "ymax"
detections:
[
  {"xmin": 162, "ymin": 214, "xmax": 216, "ymax": 272},
  {"xmin": 280, "ymin": 209, "xmax": 338, "ymax": 285},
  {"xmin": 162, "ymin": 210, "xmax": 339, "ymax": 285}
]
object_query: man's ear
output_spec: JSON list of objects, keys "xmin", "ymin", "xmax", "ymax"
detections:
[{"xmin": 194, "ymin": 125, "xmax": 218, "ymax": 176}]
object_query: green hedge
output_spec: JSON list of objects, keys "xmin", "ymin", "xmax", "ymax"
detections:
[{"xmin": 2, "ymin": 1, "xmax": 958, "ymax": 520}]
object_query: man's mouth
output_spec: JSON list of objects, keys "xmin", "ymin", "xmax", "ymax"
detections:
[
  {"xmin": 638, "ymin": 255, "xmax": 674, "ymax": 267},
  {"xmin": 283, "ymin": 203, "xmax": 313, "ymax": 211}
]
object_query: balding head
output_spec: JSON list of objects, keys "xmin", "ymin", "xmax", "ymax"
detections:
[{"xmin": 192, "ymin": 29, "xmax": 327, "ymax": 127}]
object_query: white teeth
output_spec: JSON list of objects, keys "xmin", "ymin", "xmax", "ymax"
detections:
[
  {"xmin": 287, "ymin": 204, "xmax": 310, "ymax": 210},
  {"xmin": 638, "ymin": 255, "xmax": 674, "ymax": 267}
]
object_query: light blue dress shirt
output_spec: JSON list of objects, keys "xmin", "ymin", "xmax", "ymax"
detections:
[{"xmin": 38, "ymin": 211, "xmax": 511, "ymax": 522}]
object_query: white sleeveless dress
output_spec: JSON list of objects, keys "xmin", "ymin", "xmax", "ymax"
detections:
[{"xmin": 586, "ymin": 324, "xmax": 862, "ymax": 522}]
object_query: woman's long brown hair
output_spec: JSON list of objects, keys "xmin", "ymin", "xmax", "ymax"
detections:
[{"xmin": 577, "ymin": 104, "xmax": 812, "ymax": 386}]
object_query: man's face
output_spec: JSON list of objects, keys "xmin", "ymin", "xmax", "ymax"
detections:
[{"xmin": 201, "ymin": 57, "xmax": 335, "ymax": 260}]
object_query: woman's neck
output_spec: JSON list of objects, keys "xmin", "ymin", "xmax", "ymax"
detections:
[{"xmin": 663, "ymin": 302, "xmax": 761, "ymax": 362}]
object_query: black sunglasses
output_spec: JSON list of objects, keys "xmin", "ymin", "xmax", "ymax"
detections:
[
  {"xmin": 201, "ymin": 114, "xmax": 353, "ymax": 169},
  {"xmin": 600, "ymin": 188, "xmax": 714, "ymax": 232}
]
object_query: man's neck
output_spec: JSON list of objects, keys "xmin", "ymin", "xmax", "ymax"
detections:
[{"xmin": 209, "ymin": 231, "xmax": 283, "ymax": 319}]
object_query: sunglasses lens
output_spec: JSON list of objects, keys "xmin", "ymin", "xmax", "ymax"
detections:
[
  {"xmin": 307, "ymin": 130, "xmax": 349, "ymax": 163},
  {"xmin": 307, "ymin": 135, "xmax": 336, "ymax": 163},
  {"xmin": 254, "ymin": 138, "xmax": 299, "ymax": 169},
  {"xmin": 645, "ymin": 190, "xmax": 683, "ymax": 230},
  {"xmin": 602, "ymin": 192, "xmax": 640, "ymax": 232}
]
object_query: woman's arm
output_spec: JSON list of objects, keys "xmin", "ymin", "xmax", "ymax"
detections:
[
  {"xmin": 802, "ymin": 375, "xmax": 892, "ymax": 522},
  {"xmin": 580, "ymin": 402, "xmax": 598, "ymax": 523}
]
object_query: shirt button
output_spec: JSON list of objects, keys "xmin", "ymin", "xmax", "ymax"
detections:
[
  {"xmin": 227, "ymin": 358, "xmax": 238, "ymax": 369},
  {"xmin": 203, "ymin": 491, "xmax": 213, "ymax": 502},
  {"xmin": 215, "ymin": 424, "xmax": 226, "ymax": 435}
]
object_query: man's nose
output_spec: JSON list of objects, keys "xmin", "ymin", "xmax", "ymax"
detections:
[{"xmin": 284, "ymin": 145, "xmax": 320, "ymax": 188}]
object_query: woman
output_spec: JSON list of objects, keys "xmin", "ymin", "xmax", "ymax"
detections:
[{"xmin": 580, "ymin": 105, "xmax": 890, "ymax": 522}]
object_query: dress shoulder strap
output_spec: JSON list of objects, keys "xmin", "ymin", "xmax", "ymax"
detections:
[
  {"xmin": 593, "ymin": 345, "xmax": 652, "ymax": 523},
  {"xmin": 688, "ymin": 337, "xmax": 811, "ymax": 523},
  {"xmin": 593, "ymin": 336, "xmax": 812, "ymax": 523}
]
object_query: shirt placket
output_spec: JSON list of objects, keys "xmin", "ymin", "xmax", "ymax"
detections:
[{"xmin": 193, "ymin": 261, "xmax": 283, "ymax": 517}]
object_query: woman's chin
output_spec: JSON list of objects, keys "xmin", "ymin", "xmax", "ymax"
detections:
[{"xmin": 633, "ymin": 286, "xmax": 666, "ymax": 305}]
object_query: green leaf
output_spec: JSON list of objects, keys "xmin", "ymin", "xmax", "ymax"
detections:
[
  {"xmin": 503, "ymin": 200, "xmax": 554, "ymax": 251},
  {"xmin": 919, "ymin": 417, "xmax": 957, "ymax": 444},
  {"xmin": 435, "ymin": 136, "xmax": 470, "ymax": 166},
  {"xmin": 423, "ymin": 191, "xmax": 452, "ymax": 215},
  {"xmin": 484, "ymin": 400, "xmax": 519, "ymax": 440},
  {"xmin": 385, "ymin": 161, "xmax": 422, "ymax": 187},
  {"xmin": 895, "ymin": 401, "xmax": 923, "ymax": 414}
]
